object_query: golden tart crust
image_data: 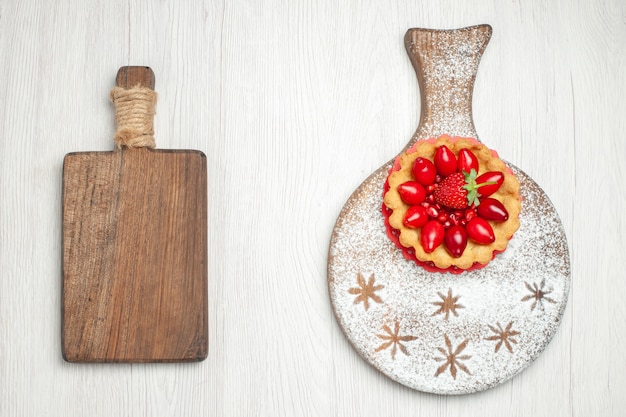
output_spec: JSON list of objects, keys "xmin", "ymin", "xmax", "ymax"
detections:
[{"xmin": 384, "ymin": 135, "xmax": 521, "ymax": 270}]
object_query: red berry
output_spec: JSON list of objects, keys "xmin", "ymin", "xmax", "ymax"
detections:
[
  {"xmin": 403, "ymin": 205, "xmax": 429, "ymax": 228},
  {"xmin": 426, "ymin": 206, "xmax": 439, "ymax": 218},
  {"xmin": 397, "ymin": 181, "xmax": 426, "ymax": 205},
  {"xmin": 457, "ymin": 148, "xmax": 479, "ymax": 174},
  {"xmin": 475, "ymin": 171, "xmax": 504, "ymax": 197},
  {"xmin": 466, "ymin": 217, "xmax": 495, "ymax": 244},
  {"xmin": 434, "ymin": 145, "xmax": 457, "ymax": 176},
  {"xmin": 464, "ymin": 208, "xmax": 477, "ymax": 221},
  {"xmin": 444, "ymin": 225, "xmax": 468, "ymax": 257},
  {"xmin": 420, "ymin": 220, "xmax": 445, "ymax": 253},
  {"xmin": 477, "ymin": 198, "xmax": 509, "ymax": 221},
  {"xmin": 433, "ymin": 172, "xmax": 468, "ymax": 209},
  {"xmin": 412, "ymin": 157, "xmax": 437, "ymax": 185}
]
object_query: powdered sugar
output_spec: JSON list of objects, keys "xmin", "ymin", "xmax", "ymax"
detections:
[
  {"xmin": 328, "ymin": 25, "xmax": 570, "ymax": 394},
  {"xmin": 405, "ymin": 26, "xmax": 493, "ymax": 146},
  {"xmin": 328, "ymin": 164, "xmax": 570, "ymax": 394}
]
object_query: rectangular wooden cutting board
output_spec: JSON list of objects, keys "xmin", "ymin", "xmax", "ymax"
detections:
[{"xmin": 62, "ymin": 67, "xmax": 208, "ymax": 362}]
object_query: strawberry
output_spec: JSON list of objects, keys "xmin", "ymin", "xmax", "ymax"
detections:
[
  {"xmin": 434, "ymin": 169, "xmax": 497, "ymax": 210},
  {"xmin": 433, "ymin": 173, "xmax": 468, "ymax": 209}
]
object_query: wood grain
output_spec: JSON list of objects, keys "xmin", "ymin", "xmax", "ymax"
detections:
[
  {"xmin": 116, "ymin": 66, "xmax": 156, "ymax": 90},
  {"xmin": 62, "ymin": 67, "xmax": 208, "ymax": 362},
  {"xmin": 405, "ymin": 25, "xmax": 492, "ymax": 142},
  {"xmin": 0, "ymin": 0, "xmax": 625, "ymax": 416},
  {"xmin": 328, "ymin": 25, "xmax": 569, "ymax": 394}
]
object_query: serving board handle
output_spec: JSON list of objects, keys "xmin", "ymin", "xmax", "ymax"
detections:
[
  {"xmin": 116, "ymin": 66, "xmax": 155, "ymax": 89},
  {"xmin": 404, "ymin": 24, "xmax": 492, "ymax": 147},
  {"xmin": 111, "ymin": 66, "xmax": 158, "ymax": 149}
]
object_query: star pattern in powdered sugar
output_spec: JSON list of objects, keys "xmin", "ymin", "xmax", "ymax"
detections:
[
  {"xmin": 434, "ymin": 334, "xmax": 471, "ymax": 379},
  {"xmin": 522, "ymin": 279, "xmax": 556, "ymax": 311},
  {"xmin": 375, "ymin": 320, "xmax": 417, "ymax": 360},
  {"xmin": 485, "ymin": 321, "xmax": 520, "ymax": 353},
  {"xmin": 342, "ymin": 256, "xmax": 563, "ymax": 389},
  {"xmin": 348, "ymin": 272, "xmax": 384, "ymax": 311},
  {"xmin": 431, "ymin": 288, "xmax": 464, "ymax": 320}
]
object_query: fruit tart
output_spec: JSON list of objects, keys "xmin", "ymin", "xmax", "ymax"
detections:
[{"xmin": 383, "ymin": 135, "xmax": 521, "ymax": 273}]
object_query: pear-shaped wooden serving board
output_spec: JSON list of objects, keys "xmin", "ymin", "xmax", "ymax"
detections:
[
  {"xmin": 62, "ymin": 67, "xmax": 208, "ymax": 363},
  {"xmin": 328, "ymin": 25, "xmax": 570, "ymax": 394}
]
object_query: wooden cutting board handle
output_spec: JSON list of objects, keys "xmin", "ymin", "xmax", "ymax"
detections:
[
  {"xmin": 116, "ymin": 66, "xmax": 155, "ymax": 90},
  {"xmin": 111, "ymin": 66, "xmax": 158, "ymax": 149},
  {"xmin": 404, "ymin": 24, "xmax": 492, "ymax": 145}
]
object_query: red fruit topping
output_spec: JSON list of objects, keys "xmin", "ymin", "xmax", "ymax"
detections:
[
  {"xmin": 457, "ymin": 148, "xmax": 479, "ymax": 174},
  {"xmin": 464, "ymin": 208, "xmax": 477, "ymax": 222},
  {"xmin": 475, "ymin": 171, "xmax": 504, "ymax": 197},
  {"xmin": 433, "ymin": 173, "xmax": 468, "ymax": 209},
  {"xmin": 477, "ymin": 198, "xmax": 509, "ymax": 221},
  {"xmin": 434, "ymin": 145, "xmax": 457, "ymax": 176},
  {"xmin": 433, "ymin": 168, "xmax": 495, "ymax": 210},
  {"xmin": 444, "ymin": 225, "xmax": 468, "ymax": 257},
  {"xmin": 420, "ymin": 220, "xmax": 445, "ymax": 253},
  {"xmin": 397, "ymin": 181, "xmax": 426, "ymax": 205},
  {"xmin": 386, "ymin": 140, "xmax": 515, "ymax": 267},
  {"xmin": 466, "ymin": 217, "xmax": 495, "ymax": 244},
  {"xmin": 426, "ymin": 206, "xmax": 439, "ymax": 218},
  {"xmin": 403, "ymin": 205, "xmax": 429, "ymax": 229},
  {"xmin": 412, "ymin": 157, "xmax": 437, "ymax": 185}
]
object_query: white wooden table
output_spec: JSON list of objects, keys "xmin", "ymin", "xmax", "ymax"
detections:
[{"xmin": 1, "ymin": 0, "xmax": 624, "ymax": 415}]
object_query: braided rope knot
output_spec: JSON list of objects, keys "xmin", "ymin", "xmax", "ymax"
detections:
[{"xmin": 110, "ymin": 85, "xmax": 157, "ymax": 148}]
